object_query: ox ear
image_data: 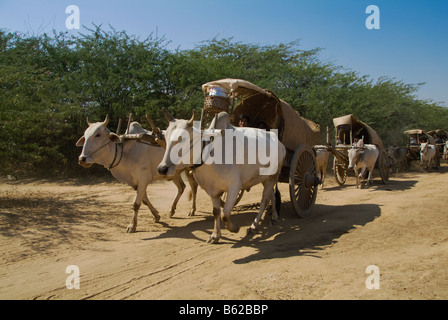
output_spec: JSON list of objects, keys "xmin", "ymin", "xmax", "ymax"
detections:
[
  {"xmin": 187, "ymin": 110, "xmax": 197, "ymax": 127},
  {"xmin": 162, "ymin": 108, "xmax": 175, "ymax": 122},
  {"xmin": 109, "ymin": 132, "xmax": 121, "ymax": 143},
  {"xmin": 76, "ymin": 136, "xmax": 85, "ymax": 147}
]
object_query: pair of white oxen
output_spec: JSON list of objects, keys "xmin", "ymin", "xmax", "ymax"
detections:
[
  {"xmin": 79, "ymin": 110, "xmax": 431, "ymax": 242},
  {"xmin": 314, "ymin": 140, "xmax": 381, "ymax": 190},
  {"xmin": 345, "ymin": 140, "xmax": 438, "ymax": 188},
  {"xmin": 77, "ymin": 110, "xmax": 285, "ymax": 244}
]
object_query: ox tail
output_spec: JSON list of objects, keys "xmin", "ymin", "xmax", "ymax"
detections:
[{"xmin": 275, "ymin": 184, "xmax": 281, "ymax": 217}]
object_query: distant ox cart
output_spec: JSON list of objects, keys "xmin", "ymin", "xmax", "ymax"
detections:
[
  {"xmin": 404, "ymin": 129, "xmax": 441, "ymax": 169},
  {"xmin": 427, "ymin": 129, "xmax": 447, "ymax": 162},
  {"xmin": 315, "ymin": 114, "xmax": 390, "ymax": 186}
]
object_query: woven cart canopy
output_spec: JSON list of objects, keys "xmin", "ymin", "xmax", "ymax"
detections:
[
  {"xmin": 404, "ymin": 129, "xmax": 436, "ymax": 144},
  {"xmin": 404, "ymin": 129, "xmax": 425, "ymax": 135},
  {"xmin": 427, "ymin": 129, "xmax": 448, "ymax": 140},
  {"xmin": 333, "ymin": 114, "xmax": 384, "ymax": 149},
  {"xmin": 202, "ymin": 79, "xmax": 320, "ymax": 151},
  {"xmin": 202, "ymin": 79, "xmax": 266, "ymax": 97}
]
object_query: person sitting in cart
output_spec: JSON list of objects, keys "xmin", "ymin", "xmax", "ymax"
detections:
[
  {"xmin": 257, "ymin": 121, "xmax": 269, "ymax": 130},
  {"xmin": 239, "ymin": 114, "xmax": 250, "ymax": 127}
]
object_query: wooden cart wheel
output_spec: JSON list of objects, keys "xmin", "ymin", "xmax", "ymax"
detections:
[
  {"xmin": 220, "ymin": 189, "xmax": 245, "ymax": 208},
  {"xmin": 333, "ymin": 157, "xmax": 347, "ymax": 186},
  {"xmin": 378, "ymin": 150, "xmax": 389, "ymax": 184},
  {"xmin": 289, "ymin": 145, "xmax": 319, "ymax": 218}
]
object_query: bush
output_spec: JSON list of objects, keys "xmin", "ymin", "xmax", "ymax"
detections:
[{"xmin": 1, "ymin": 27, "xmax": 446, "ymax": 177}]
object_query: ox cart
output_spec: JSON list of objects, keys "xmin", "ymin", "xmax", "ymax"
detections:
[
  {"xmin": 200, "ymin": 79, "xmax": 321, "ymax": 218},
  {"xmin": 404, "ymin": 129, "xmax": 441, "ymax": 168},
  {"xmin": 427, "ymin": 129, "xmax": 447, "ymax": 162},
  {"xmin": 317, "ymin": 114, "xmax": 389, "ymax": 186}
]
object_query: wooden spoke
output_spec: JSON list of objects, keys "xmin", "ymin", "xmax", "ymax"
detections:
[{"xmin": 289, "ymin": 145, "xmax": 318, "ymax": 218}]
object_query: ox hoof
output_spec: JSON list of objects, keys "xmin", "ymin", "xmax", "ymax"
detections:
[
  {"xmin": 169, "ymin": 210, "xmax": 175, "ymax": 218},
  {"xmin": 270, "ymin": 220, "xmax": 278, "ymax": 226},
  {"xmin": 188, "ymin": 209, "xmax": 196, "ymax": 217},
  {"xmin": 247, "ymin": 227, "xmax": 257, "ymax": 235},
  {"xmin": 228, "ymin": 224, "xmax": 240, "ymax": 233},
  {"xmin": 206, "ymin": 235, "xmax": 220, "ymax": 244},
  {"xmin": 153, "ymin": 215, "xmax": 161, "ymax": 223},
  {"xmin": 126, "ymin": 224, "xmax": 136, "ymax": 233}
]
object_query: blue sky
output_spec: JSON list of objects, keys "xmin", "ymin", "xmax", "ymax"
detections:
[{"xmin": 1, "ymin": 0, "xmax": 447, "ymax": 106}]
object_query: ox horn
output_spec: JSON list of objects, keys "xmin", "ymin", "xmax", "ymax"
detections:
[
  {"xmin": 162, "ymin": 107, "xmax": 175, "ymax": 122},
  {"xmin": 146, "ymin": 114, "xmax": 159, "ymax": 135},
  {"xmin": 187, "ymin": 110, "xmax": 197, "ymax": 127},
  {"xmin": 86, "ymin": 117, "xmax": 92, "ymax": 126},
  {"xmin": 210, "ymin": 113, "xmax": 218, "ymax": 129},
  {"xmin": 103, "ymin": 114, "xmax": 110, "ymax": 127}
]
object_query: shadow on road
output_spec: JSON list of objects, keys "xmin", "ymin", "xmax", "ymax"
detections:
[
  {"xmin": 142, "ymin": 198, "xmax": 381, "ymax": 264},
  {"xmin": 231, "ymin": 201, "xmax": 381, "ymax": 264}
]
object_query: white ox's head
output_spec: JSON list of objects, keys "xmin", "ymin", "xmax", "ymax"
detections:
[
  {"xmin": 347, "ymin": 147, "xmax": 364, "ymax": 170},
  {"xmin": 420, "ymin": 141, "xmax": 430, "ymax": 156},
  {"xmin": 76, "ymin": 115, "xmax": 121, "ymax": 168},
  {"xmin": 157, "ymin": 108, "xmax": 197, "ymax": 177},
  {"xmin": 348, "ymin": 138, "xmax": 364, "ymax": 169},
  {"xmin": 348, "ymin": 139, "xmax": 365, "ymax": 170}
]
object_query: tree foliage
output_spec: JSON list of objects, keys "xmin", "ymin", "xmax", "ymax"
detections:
[{"xmin": 0, "ymin": 26, "xmax": 447, "ymax": 176}]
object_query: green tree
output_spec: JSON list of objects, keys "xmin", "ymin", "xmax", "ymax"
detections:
[{"xmin": 0, "ymin": 27, "xmax": 447, "ymax": 177}]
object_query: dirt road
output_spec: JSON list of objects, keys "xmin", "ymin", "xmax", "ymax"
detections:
[{"xmin": 1, "ymin": 165, "xmax": 447, "ymax": 300}]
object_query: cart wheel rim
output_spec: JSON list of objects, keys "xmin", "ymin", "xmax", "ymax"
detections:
[
  {"xmin": 333, "ymin": 158, "xmax": 347, "ymax": 186},
  {"xmin": 379, "ymin": 152, "xmax": 389, "ymax": 184},
  {"xmin": 289, "ymin": 145, "xmax": 318, "ymax": 218}
]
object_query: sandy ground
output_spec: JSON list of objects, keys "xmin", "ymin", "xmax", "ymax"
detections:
[{"xmin": 0, "ymin": 164, "xmax": 447, "ymax": 300}]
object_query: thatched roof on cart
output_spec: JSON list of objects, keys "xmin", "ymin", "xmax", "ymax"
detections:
[
  {"xmin": 333, "ymin": 114, "xmax": 384, "ymax": 149},
  {"xmin": 202, "ymin": 79, "xmax": 320, "ymax": 150}
]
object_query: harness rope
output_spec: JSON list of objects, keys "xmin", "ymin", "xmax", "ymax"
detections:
[{"xmin": 83, "ymin": 140, "xmax": 123, "ymax": 170}]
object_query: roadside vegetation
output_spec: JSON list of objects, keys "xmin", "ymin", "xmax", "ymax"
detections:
[{"xmin": 1, "ymin": 25, "xmax": 447, "ymax": 177}]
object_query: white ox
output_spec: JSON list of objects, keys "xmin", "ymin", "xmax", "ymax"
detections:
[
  {"xmin": 157, "ymin": 110, "xmax": 286, "ymax": 244},
  {"xmin": 347, "ymin": 141, "xmax": 379, "ymax": 189},
  {"xmin": 314, "ymin": 146, "xmax": 330, "ymax": 188},
  {"xmin": 76, "ymin": 115, "xmax": 198, "ymax": 233},
  {"xmin": 420, "ymin": 141, "xmax": 436, "ymax": 171}
]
